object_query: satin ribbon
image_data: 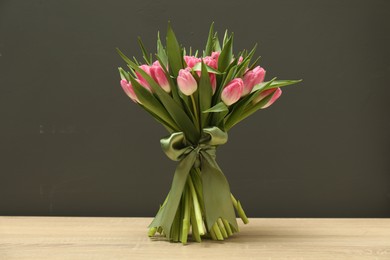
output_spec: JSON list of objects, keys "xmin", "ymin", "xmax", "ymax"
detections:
[{"xmin": 148, "ymin": 126, "xmax": 238, "ymax": 237}]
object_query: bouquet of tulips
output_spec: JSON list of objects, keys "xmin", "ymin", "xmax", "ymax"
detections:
[{"xmin": 117, "ymin": 22, "xmax": 300, "ymax": 244}]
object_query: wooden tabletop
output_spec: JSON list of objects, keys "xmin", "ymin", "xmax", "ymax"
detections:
[{"xmin": 1, "ymin": 217, "xmax": 389, "ymax": 259}]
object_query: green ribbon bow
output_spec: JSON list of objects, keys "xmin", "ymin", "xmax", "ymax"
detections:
[{"xmin": 148, "ymin": 126, "xmax": 238, "ymax": 237}]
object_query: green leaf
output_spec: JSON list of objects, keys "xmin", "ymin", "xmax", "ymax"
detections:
[
  {"xmin": 218, "ymin": 35, "xmax": 233, "ymax": 72},
  {"xmin": 237, "ymin": 93, "xmax": 275, "ymax": 123},
  {"xmin": 224, "ymin": 78, "xmax": 276, "ymax": 130},
  {"xmin": 204, "ymin": 22, "xmax": 214, "ymax": 56},
  {"xmin": 222, "ymin": 30, "xmax": 229, "ymax": 48},
  {"xmin": 198, "ymin": 62, "xmax": 213, "ymax": 127},
  {"xmin": 202, "ymin": 102, "xmax": 228, "ymax": 113},
  {"xmin": 127, "ymin": 58, "xmax": 199, "ymax": 144},
  {"xmin": 213, "ymin": 32, "xmax": 221, "ymax": 52},
  {"xmin": 252, "ymin": 79, "xmax": 302, "ymax": 93},
  {"xmin": 137, "ymin": 37, "xmax": 151, "ymax": 65},
  {"xmin": 236, "ymin": 43, "xmax": 257, "ymax": 73},
  {"xmin": 191, "ymin": 62, "xmax": 223, "ymax": 74},
  {"xmin": 157, "ymin": 31, "xmax": 168, "ymax": 67},
  {"xmin": 116, "ymin": 48, "xmax": 133, "ymax": 65},
  {"xmin": 248, "ymin": 56, "xmax": 261, "ymax": 71},
  {"xmin": 128, "ymin": 75, "xmax": 179, "ymax": 132},
  {"xmin": 166, "ymin": 22, "xmax": 184, "ymax": 77}
]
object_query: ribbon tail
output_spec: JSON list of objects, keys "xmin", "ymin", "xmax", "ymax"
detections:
[
  {"xmin": 148, "ymin": 151, "xmax": 197, "ymax": 237},
  {"xmin": 201, "ymin": 151, "xmax": 239, "ymax": 232}
]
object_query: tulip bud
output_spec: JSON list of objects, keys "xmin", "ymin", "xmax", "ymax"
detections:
[
  {"xmin": 135, "ymin": 65, "xmax": 153, "ymax": 92},
  {"xmin": 221, "ymin": 78, "xmax": 244, "ymax": 106},
  {"xmin": 242, "ymin": 66, "xmax": 266, "ymax": 96},
  {"xmin": 184, "ymin": 56, "xmax": 201, "ymax": 68},
  {"xmin": 120, "ymin": 79, "xmax": 139, "ymax": 103},
  {"xmin": 177, "ymin": 69, "xmax": 198, "ymax": 96},
  {"xmin": 253, "ymin": 88, "xmax": 282, "ymax": 108},
  {"xmin": 237, "ymin": 56, "xmax": 244, "ymax": 64},
  {"xmin": 150, "ymin": 64, "xmax": 171, "ymax": 93}
]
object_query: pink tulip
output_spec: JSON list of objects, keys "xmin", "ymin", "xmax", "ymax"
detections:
[
  {"xmin": 253, "ymin": 88, "xmax": 282, "ymax": 108},
  {"xmin": 120, "ymin": 79, "xmax": 139, "ymax": 103},
  {"xmin": 211, "ymin": 51, "xmax": 220, "ymax": 62},
  {"xmin": 135, "ymin": 65, "xmax": 153, "ymax": 92},
  {"xmin": 184, "ymin": 56, "xmax": 201, "ymax": 68},
  {"xmin": 221, "ymin": 78, "xmax": 244, "ymax": 106},
  {"xmin": 150, "ymin": 64, "xmax": 171, "ymax": 93},
  {"xmin": 177, "ymin": 69, "xmax": 198, "ymax": 96},
  {"xmin": 242, "ymin": 66, "xmax": 266, "ymax": 96},
  {"xmin": 237, "ymin": 56, "xmax": 244, "ymax": 64},
  {"xmin": 210, "ymin": 73, "xmax": 217, "ymax": 95},
  {"xmin": 203, "ymin": 56, "xmax": 218, "ymax": 69}
]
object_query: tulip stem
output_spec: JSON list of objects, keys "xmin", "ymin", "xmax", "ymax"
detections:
[{"xmin": 190, "ymin": 95, "xmax": 200, "ymax": 131}]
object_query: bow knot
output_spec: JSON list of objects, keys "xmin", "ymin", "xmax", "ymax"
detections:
[{"xmin": 160, "ymin": 126, "xmax": 227, "ymax": 163}]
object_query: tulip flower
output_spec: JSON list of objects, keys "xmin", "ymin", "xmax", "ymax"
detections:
[
  {"xmin": 253, "ymin": 88, "xmax": 282, "ymax": 108},
  {"xmin": 221, "ymin": 78, "xmax": 244, "ymax": 106},
  {"xmin": 177, "ymin": 69, "xmax": 198, "ymax": 96},
  {"xmin": 242, "ymin": 66, "xmax": 266, "ymax": 96},
  {"xmin": 120, "ymin": 79, "xmax": 139, "ymax": 103},
  {"xmin": 150, "ymin": 64, "xmax": 171, "ymax": 93},
  {"xmin": 203, "ymin": 56, "xmax": 218, "ymax": 69},
  {"xmin": 135, "ymin": 65, "xmax": 153, "ymax": 92},
  {"xmin": 184, "ymin": 56, "xmax": 201, "ymax": 68},
  {"xmin": 211, "ymin": 51, "xmax": 220, "ymax": 62}
]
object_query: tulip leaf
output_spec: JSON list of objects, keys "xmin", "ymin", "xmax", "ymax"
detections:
[
  {"xmin": 222, "ymin": 30, "xmax": 229, "ymax": 48},
  {"xmin": 116, "ymin": 48, "xmax": 133, "ymax": 65},
  {"xmin": 127, "ymin": 58, "xmax": 200, "ymax": 143},
  {"xmin": 225, "ymin": 78, "xmax": 276, "ymax": 130},
  {"xmin": 252, "ymin": 79, "xmax": 302, "ymax": 93},
  {"xmin": 137, "ymin": 37, "xmax": 152, "ymax": 65},
  {"xmin": 213, "ymin": 32, "xmax": 221, "ymax": 52},
  {"xmin": 202, "ymin": 102, "xmax": 228, "ymax": 113},
  {"xmin": 218, "ymin": 35, "xmax": 233, "ymax": 72},
  {"xmin": 157, "ymin": 31, "xmax": 168, "ymax": 68},
  {"xmin": 238, "ymin": 93, "xmax": 275, "ymax": 123},
  {"xmin": 191, "ymin": 62, "xmax": 223, "ymax": 74},
  {"xmin": 198, "ymin": 62, "xmax": 213, "ymax": 127},
  {"xmin": 166, "ymin": 22, "xmax": 184, "ymax": 77},
  {"xmin": 204, "ymin": 22, "xmax": 214, "ymax": 56},
  {"xmin": 128, "ymin": 75, "xmax": 179, "ymax": 132}
]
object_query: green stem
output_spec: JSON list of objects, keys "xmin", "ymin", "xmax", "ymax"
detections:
[
  {"xmin": 209, "ymin": 226, "xmax": 217, "ymax": 240},
  {"xmin": 181, "ymin": 187, "xmax": 190, "ymax": 244},
  {"xmin": 148, "ymin": 227, "xmax": 157, "ymax": 237},
  {"xmin": 217, "ymin": 218, "xmax": 228, "ymax": 238},
  {"xmin": 188, "ymin": 176, "xmax": 205, "ymax": 235},
  {"xmin": 222, "ymin": 218, "xmax": 233, "ymax": 236},
  {"xmin": 231, "ymin": 193, "xmax": 249, "ymax": 224},
  {"xmin": 189, "ymin": 192, "xmax": 201, "ymax": 242},
  {"xmin": 190, "ymin": 94, "xmax": 200, "ymax": 131},
  {"xmin": 212, "ymin": 223, "xmax": 224, "ymax": 240}
]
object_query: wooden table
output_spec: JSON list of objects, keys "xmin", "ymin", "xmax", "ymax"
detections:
[{"xmin": 1, "ymin": 217, "xmax": 389, "ymax": 259}]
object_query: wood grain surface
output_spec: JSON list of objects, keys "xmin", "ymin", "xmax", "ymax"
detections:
[{"xmin": 1, "ymin": 217, "xmax": 389, "ymax": 259}]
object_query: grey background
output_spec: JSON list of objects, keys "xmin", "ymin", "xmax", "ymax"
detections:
[{"xmin": 0, "ymin": 0, "xmax": 389, "ymax": 217}]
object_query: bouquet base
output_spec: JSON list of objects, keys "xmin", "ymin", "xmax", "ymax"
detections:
[{"xmin": 148, "ymin": 168, "xmax": 248, "ymax": 244}]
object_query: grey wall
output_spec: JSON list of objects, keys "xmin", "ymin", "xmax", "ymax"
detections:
[{"xmin": 0, "ymin": 0, "xmax": 389, "ymax": 217}]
